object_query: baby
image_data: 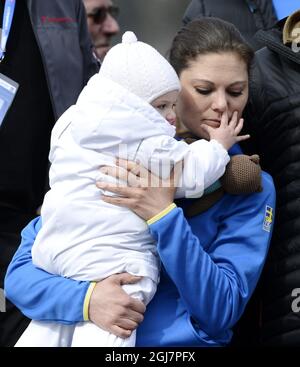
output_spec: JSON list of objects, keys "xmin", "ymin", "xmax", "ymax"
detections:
[{"xmin": 16, "ymin": 32, "xmax": 247, "ymax": 347}]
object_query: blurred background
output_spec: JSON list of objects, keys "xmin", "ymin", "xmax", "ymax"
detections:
[{"xmin": 112, "ymin": 0, "xmax": 190, "ymax": 56}]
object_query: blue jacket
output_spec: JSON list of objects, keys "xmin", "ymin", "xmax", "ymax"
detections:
[{"xmin": 5, "ymin": 172, "xmax": 275, "ymax": 346}]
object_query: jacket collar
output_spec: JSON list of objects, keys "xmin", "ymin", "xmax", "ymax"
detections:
[{"xmin": 255, "ymin": 18, "xmax": 300, "ymax": 64}]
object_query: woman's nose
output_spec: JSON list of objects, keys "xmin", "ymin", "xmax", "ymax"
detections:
[{"xmin": 211, "ymin": 92, "xmax": 228, "ymax": 113}]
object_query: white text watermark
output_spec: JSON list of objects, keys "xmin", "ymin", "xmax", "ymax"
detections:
[
  {"xmin": 97, "ymin": 143, "xmax": 211, "ymax": 197},
  {"xmin": 291, "ymin": 288, "xmax": 300, "ymax": 313},
  {"xmin": 0, "ymin": 288, "xmax": 5, "ymax": 312}
]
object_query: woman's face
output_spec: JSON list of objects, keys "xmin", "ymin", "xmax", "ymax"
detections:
[{"xmin": 176, "ymin": 52, "xmax": 249, "ymax": 139}]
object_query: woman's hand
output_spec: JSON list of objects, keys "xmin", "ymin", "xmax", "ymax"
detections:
[
  {"xmin": 89, "ymin": 273, "xmax": 146, "ymax": 338},
  {"xmin": 96, "ymin": 158, "xmax": 178, "ymax": 221}
]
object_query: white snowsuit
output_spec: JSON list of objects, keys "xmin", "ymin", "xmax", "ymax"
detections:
[{"xmin": 16, "ymin": 74, "xmax": 229, "ymax": 347}]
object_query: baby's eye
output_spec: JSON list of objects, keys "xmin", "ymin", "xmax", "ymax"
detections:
[{"xmin": 156, "ymin": 104, "xmax": 167, "ymax": 110}]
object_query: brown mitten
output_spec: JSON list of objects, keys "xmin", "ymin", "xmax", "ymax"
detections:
[{"xmin": 220, "ymin": 154, "xmax": 263, "ymax": 194}]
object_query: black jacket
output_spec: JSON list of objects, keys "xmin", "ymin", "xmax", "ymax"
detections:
[
  {"xmin": 243, "ymin": 20, "xmax": 300, "ymax": 346},
  {"xmin": 0, "ymin": 0, "xmax": 98, "ymax": 346},
  {"xmin": 0, "ymin": 0, "xmax": 98, "ymax": 215},
  {"xmin": 26, "ymin": 0, "xmax": 98, "ymax": 119},
  {"xmin": 183, "ymin": 0, "xmax": 277, "ymax": 50}
]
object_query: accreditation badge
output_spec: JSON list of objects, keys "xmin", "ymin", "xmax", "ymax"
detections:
[{"xmin": 0, "ymin": 72, "xmax": 19, "ymax": 127}]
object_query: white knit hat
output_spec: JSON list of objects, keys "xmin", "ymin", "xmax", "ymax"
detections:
[{"xmin": 99, "ymin": 31, "xmax": 181, "ymax": 103}]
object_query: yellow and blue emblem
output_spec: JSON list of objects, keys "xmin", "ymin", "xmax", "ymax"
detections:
[{"xmin": 263, "ymin": 205, "xmax": 273, "ymax": 232}]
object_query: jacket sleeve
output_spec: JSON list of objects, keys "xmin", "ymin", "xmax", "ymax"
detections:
[
  {"xmin": 137, "ymin": 136, "xmax": 229, "ymax": 199},
  {"xmin": 76, "ymin": 0, "xmax": 99, "ymax": 83},
  {"xmin": 148, "ymin": 172, "xmax": 275, "ymax": 338},
  {"xmin": 4, "ymin": 217, "xmax": 89, "ymax": 324},
  {"xmin": 242, "ymin": 56, "xmax": 268, "ymax": 155},
  {"xmin": 182, "ymin": 0, "xmax": 204, "ymax": 25}
]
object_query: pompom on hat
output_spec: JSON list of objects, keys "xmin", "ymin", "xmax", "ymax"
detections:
[{"xmin": 99, "ymin": 31, "xmax": 181, "ymax": 103}]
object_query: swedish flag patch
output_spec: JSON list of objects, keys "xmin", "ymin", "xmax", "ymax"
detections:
[{"xmin": 263, "ymin": 205, "xmax": 273, "ymax": 232}]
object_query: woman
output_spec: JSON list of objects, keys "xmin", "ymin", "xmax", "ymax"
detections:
[{"xmin": 5, "ymin": 18, "xmax": 275, "ymax": 346}]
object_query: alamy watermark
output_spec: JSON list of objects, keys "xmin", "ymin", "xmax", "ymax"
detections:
[
  {"xmin": 98, "ymin": 144, "xmax": 205, "ymax": 197},
  {"xmin": 291, "ymin": 288, "xmax": 300, "ymax": 313},
  {"xmin": 0, "ymin": 288, "xmax": 5, "ymax": 312}
]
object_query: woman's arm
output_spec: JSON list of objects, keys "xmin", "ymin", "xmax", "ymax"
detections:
[
  {"xmin": 150, "ymin": 174, "xmax": 275, "ymax": 337},
  {"xmin": 98, "ymin": 161, "xmax": 275, "ymax": 337},
  {"xmin": 4, "ymin": 217, "xmax": 90, "ymax": 324},
  {"xmin": 4, "ymin": 217, "xmax": 145, "ymax": 336}
]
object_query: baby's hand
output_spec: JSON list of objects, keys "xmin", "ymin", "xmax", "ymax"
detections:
[{"xmin": 204, "ymin": 112, "xmax": 250, "ymax": 151}]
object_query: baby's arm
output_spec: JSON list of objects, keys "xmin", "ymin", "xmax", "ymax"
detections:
[
  {"xmin": 136, "ymin": 113, "xmax": 249, "ymax": 199},
  {"xmin": 204, "ymin": 111, "xmax": 250, "ymax": 151},
  {"xmin": 135, "ymin": 135, "xmax": 229, "ymax": 199},
  {"xmin": 180, "ymin": 113, "xmax": 251, "ymax": 197}
]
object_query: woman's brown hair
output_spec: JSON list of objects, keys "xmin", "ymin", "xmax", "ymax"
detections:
[{"xmin": 169, "ymin": 17, "xmax": 254, "ymax": 75}]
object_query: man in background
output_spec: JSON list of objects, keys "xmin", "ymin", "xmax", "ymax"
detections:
[
  {"xmin": 83, "ymin": 0, "xmax": 120, "ymax": 61},
  {"xmin": 182, "ymin": 0, "xmax": 277, "ymax": 50},
  {"xmin": 240, "ymin": 7, "xmax": 300, "ymax": 346}
]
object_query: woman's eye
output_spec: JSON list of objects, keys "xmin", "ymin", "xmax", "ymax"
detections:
[
  {"xmin": 195, "ymin": 88, "xmax": 211, "ymax": 95},
  {"xmin": 228, "ymin": 91, "xmax": 243, "ymax": 97}
]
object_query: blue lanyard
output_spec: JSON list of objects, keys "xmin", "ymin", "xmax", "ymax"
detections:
[{"xmin": 0, "ymin": 0, "xmax": 16, "ymax": 61}]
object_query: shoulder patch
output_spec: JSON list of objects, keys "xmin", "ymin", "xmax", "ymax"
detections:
[{"xmin": 263, "ymin": 205, "xmax": 273, "ymax": 232}]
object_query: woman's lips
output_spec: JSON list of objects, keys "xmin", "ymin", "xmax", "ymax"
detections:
[{"xmin": 202, "ymin": 119, "xmax": 221, "ymax": 127}]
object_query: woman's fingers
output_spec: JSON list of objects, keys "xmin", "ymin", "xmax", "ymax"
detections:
[
  {"xmin": 97, "ymin": 184, "xmax": 147, "ymax": 211},
  {"xmin": 99, "ymin": 165, "xmax": 141, "ymax": 187},
  {"xmin": 118, "ymin": 158, "xmax": 157, "ymax": 185},
  {"xmin": 100, "ymin": 159, "xmax": 162, "ymax": 188},
  {"xmin": 96, "ymin": 182, "xmax": 127, "ymax": 194},
  {"xmin": 100, "ymin": 165, "xmax": 129, "ymax": 182},
  {"xmin": 115, "ymin": 319, "xmax": 139, "ymax": 333},
  {"xmin": 110, "ymin": 325, "xmax": 132, "ymax": 339},
  {"xmin": 110, "ymin": 308, "xmax": 145, "ymax": 337},
  {"xmin": 116, "ymin": 158, "xmax": 137, "ymax": 172},
  {"xmin": 101, "ymin": 195, "xmax": 134, "ymax": 207},
  {"xmin": 97, "ymin": 159, "xmax": 177, "ymax": 220},
  {"xmin": 116, "ymin": 158, "xmax": 148, "ymax": 179},
  {"xmin": 97, "ymin": 182, "xmax": 137, "ymax": 202}
]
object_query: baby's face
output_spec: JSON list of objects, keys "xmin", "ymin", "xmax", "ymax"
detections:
[{"xmin": 151, "ymin": 90, "xmax": 178, "ymax": 126}]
